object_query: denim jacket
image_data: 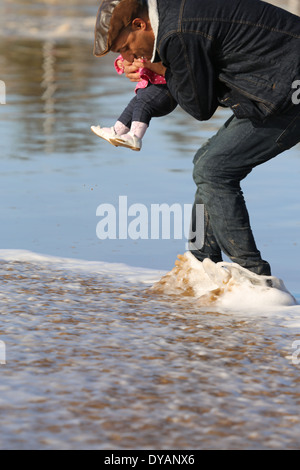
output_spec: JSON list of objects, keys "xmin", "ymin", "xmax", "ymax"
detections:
[{"xmin": 152, "ymin": 0, "xmax": 300, "ymax": 122}]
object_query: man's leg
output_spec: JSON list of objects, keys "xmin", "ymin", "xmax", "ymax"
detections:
[
  {"xmin": 190, "ymin": 105, "xmax": 300, "ymax": 275},
  {"xmin": 189, "ymin": 131, "xmax": 224, "ymax": 264}
]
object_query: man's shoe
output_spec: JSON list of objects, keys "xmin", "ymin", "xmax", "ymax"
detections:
[
  {"xmin": 91, "ymin": 126, "xmax": 120, "ymax": 147},
  {"xmin": 114, "ymin": 132, "xmax": 142, "ymax": 151}
]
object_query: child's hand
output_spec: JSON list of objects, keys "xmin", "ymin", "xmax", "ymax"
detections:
[{"xmin": 116, "ymin": 59, "xmax": 124, "ymax": 71}]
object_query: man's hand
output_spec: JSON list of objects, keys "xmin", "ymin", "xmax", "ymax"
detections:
[
  {"xmin": 123, "ymin": 60, "xmax": 142, "ymax": 82},
  {"xmin": 123, "ymin": 59, "xmax": 167, "ymax": 82},
  {"xmin": 139, "ymin": 60, "xmax": 167, "ymax": 77}
]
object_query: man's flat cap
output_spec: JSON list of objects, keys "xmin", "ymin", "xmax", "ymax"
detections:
[{"xmin": 93, "ymin": 0, "xmax": 145, "ymax": 57}]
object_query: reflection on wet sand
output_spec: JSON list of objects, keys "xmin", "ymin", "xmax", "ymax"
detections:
[{"xmin": 41, "ymin": 40, "xmax": 56, "ymax": 153}]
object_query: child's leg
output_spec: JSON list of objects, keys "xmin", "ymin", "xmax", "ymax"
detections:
[
  {"xmin": 116, "ymin": 96, "xmax": 138, "ymax": 132},
  {"xmin": 91, "ymin": 96, "xmax": 136, "ymax": 146},
  {"xmin": 95, "ymin": 95, "xmax": 137, "ymax": 136},
  {"xmin": 121, "ymin": 84, "xmax": 178, "ymax": 137},
  {"xmin": 114, "ymin": 121, "xmax": 130, "ymax": 135},
  {"xmin": 129, "ymin": 121, "xmax": 148, "ymax": 139},
  {"xmin": 92, "ymin": 121, "xmax": 129, "ymax": 137},
  {"xmin": 132, "ymin": 84, "xmax": 177, "ymax": 125},
  {"xmin": 114, "ymin": 85, "xmax": 177, "ymax": 150}
]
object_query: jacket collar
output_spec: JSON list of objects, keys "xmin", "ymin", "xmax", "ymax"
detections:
[{"xmin": 147, "ymin": 0, "xmax": 159, "ymax": 62}]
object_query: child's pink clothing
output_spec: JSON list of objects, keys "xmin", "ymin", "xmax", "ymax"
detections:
[{"xmin": 114, "ymin": 55, "xmax": 166, "ymax": 93}]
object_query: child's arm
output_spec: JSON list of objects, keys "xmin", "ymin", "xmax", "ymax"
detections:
[
  {"xmin": 133, "ymin": 59, "xmax": 167, "ymax": 77},
  {"xmin": 114, "ymin": 55, "xmax": 126, "ymax": 75}
]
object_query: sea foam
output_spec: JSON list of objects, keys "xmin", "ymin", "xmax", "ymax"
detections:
[
  {"xmin": 151, "ymin": 252, "xmax": 297, "ymax": 309},
  {"xmin": 0, "ymin": 249, "xmax": 297, "ymax": 311}
]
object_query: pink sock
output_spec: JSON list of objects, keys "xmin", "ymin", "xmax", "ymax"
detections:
[
  {"xmin": 130, "ymin": 121, "xmax": 148, "ymax": 139},
  {"xmin": 114, "ymin": 121, "xmax": 130, "ymax": 135}
]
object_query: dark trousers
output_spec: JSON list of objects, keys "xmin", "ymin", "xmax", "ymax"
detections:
[
  {"xmin": 189, "ymin": 103, "xmax": 300, "ymax": 275},
  {"xmin": 118, "ymin": 83, "xmax": 177, "ymax": 127}
]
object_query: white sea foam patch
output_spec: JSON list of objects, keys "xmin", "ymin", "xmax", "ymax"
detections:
[{"xmin": 151, "ymin": 252, "xmax": 298, "ymax": 309}]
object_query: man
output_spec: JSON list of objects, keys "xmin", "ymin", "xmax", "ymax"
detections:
[{"xmin": 94, "ymin": 0, "xmax": 300, "ymax": 276}]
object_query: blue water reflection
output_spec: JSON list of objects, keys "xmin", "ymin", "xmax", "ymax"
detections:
[{"xmin": 0, "ymin": 0, "xmax": 299, "ymax": 294}]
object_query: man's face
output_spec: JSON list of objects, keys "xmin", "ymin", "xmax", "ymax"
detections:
[{"xmin": 111, "ymin": 18, "xmax": 155, "ymax": 62}]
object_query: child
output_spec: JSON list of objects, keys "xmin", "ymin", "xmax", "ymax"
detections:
[{"xmin": 91, "ymin": 56, "xmax": 177, "ymax": 151}]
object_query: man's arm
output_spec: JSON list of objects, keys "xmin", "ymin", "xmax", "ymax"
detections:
[
  {"xmin": 161, "ymin": 33, "xmax": 219, "ymax": 121},
  {"xmin": 141, "ymin": 60, "xmax": 166, "ymax": 77}
]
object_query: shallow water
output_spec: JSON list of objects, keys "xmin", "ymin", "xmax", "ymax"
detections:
[
  {"xmin": 0, "ymin": 250, "xmax": 300, "ymax": 450},
  {"xmin": 0, "ymin": 0, "xmax": 300, "ymax": 450}
]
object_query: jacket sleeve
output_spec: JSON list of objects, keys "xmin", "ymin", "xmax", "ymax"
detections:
[{"xmin": 161, "ymin": 33, "xmax": 219, "ymax": 121}]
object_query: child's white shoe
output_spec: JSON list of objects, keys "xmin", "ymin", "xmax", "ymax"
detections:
[
  {"xmin": 114, "ymin": 132, "xmax": 142, "ymax": 151},
  {"xmin": 91, "ymin": 125, "xmax": 120, "ymax": 147}
]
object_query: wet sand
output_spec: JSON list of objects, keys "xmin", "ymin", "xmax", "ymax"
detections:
[{"xmin": 0, "ymin": 254, "xmax": 300, "ymax": 449}]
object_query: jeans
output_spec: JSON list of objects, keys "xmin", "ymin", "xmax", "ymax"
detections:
[
  {"xmin": 189, "ymin": 103, "xmax": 300, "ymax": 275},
  {"xmin": 118, "ymin": 83, "xmax": 177, "ymax": 127}
]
